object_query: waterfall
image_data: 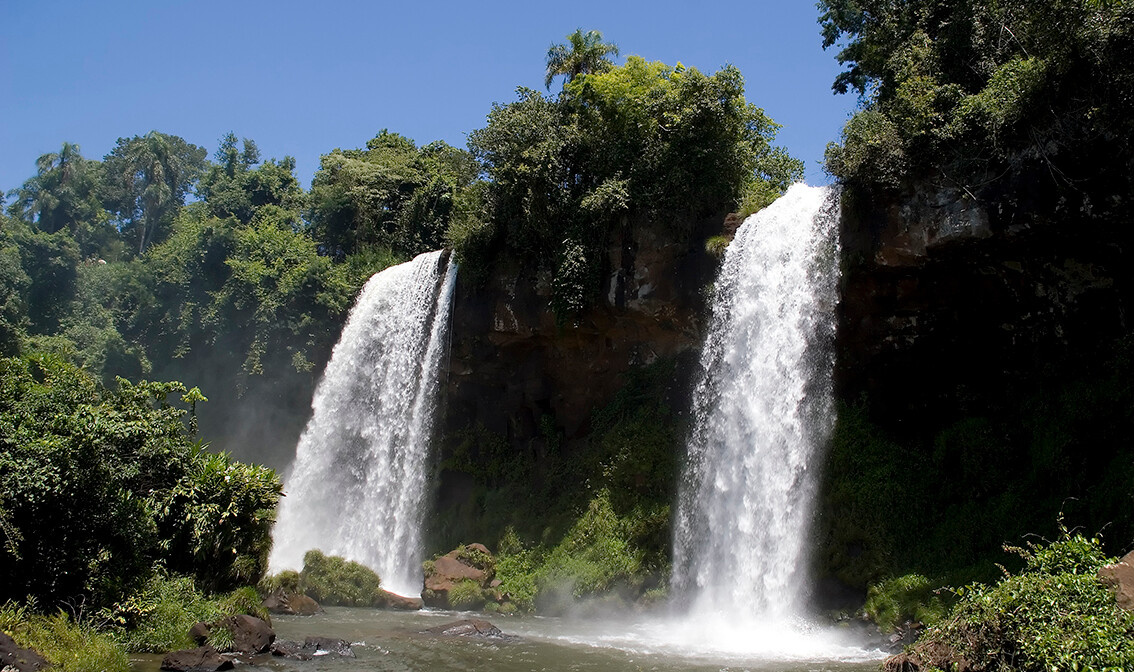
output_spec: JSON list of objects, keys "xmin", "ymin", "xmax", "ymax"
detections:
[
  {"xmin": 673, "ymin": 184, "xmax": 840, "ymax": 619},
  {"xmin": 269, "ymin": 249, "xmax": 457, "ymax": 597}
]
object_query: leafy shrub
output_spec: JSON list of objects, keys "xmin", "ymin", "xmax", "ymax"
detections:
[
  {"xmin": 448, "ymin": 579, "xmax": 488, "ymax": 611},
  {"xmin": 299, "ymin": 549, "xmax": 384, "ymax": 607},
  {"xmin": 864, "ymin": 573, "xmax": 948, "ymax": 632},
  {"xmin": 102, "ymin": 572, "xmax": 218, "ymax": 653},
  {"xmin": 258, "ymin": 569, "xmax": 300, "ymax": 594},
  {"xmin": 493, "ymin": 528, "xmax": 540, "ymax": 612},
  {"xmin": 917, "ymin": 530, "xmax": 1134, "ymax": 671},
  {"xmin": 0, "ymin": 601, "xmax": 128, "ymax": 672}
]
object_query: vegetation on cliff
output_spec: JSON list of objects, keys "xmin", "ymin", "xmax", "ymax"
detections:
[{"xmin": 820, "ymin": 0, "xmax": 1134, "ymax": 203}]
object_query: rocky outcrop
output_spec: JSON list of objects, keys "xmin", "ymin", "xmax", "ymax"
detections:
[
  {"xmin": 434, "ymin": 211, "xmax": 724, "ymax": 548},
  {"xmin": 160, "ymin": 646, "xmax": 233, "ymax": 672},
  {"xmin": 0, "ymin": 633, "xmax": 48, "ymax": 672},
  {"xmin": 1099, "ymin": 550, "xmax": 1134, "ymax": 611},
  {"xmin": 836, "ymin": 180, "xmax": 1133, "ymax": 426},
  {"xmin": 422, "ymin": 543, "xmax": 498, "ymax": 609}
]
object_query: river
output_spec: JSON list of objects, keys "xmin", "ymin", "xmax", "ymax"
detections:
[{"xmin": 130, "ymin": 607, "xmax": 884, "ymax": 672}]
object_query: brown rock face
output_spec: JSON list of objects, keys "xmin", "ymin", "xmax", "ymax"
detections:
[
  {"xmin": 1099, "ymin": 550, "xmax": 1134, "ymax": 611},
  {"xmin": 0, "ymin": 632, "xmax": 49, "ymax": 672},
  {"xmin": 434, "ymin": 211, "xmax": 723, "ymax": 546},
  {"xmin": 221, "ymin": 614, "xmax": 274, "ymax": 655}
]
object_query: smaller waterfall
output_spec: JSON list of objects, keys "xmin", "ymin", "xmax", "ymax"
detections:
[
  {"xmin": 673, "ymin": 184, "xmax": 841, "ymax": 620},
  {"xmin": 269, "ymin": 249, "xmax": 456, "ymax": 596}
]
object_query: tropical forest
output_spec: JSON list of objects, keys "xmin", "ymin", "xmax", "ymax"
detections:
[{"xmin": 2, "ymin": 1, "xmax": 1134, "ymax": 671}]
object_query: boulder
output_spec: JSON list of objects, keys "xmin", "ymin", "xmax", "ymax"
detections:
[
  {"xmin": 262, "ymin": 590, "xmax": 323, "ymax": 616},
  {"xmin": 0, "ymin": 632, "xmax": 49, "ymax": 672},
  {"xmin": 377, "ymin": 588, "xmax": 424, "ymax": 610},
  {"xmin": 1099, "ymin": 550, "xmax": 1134, "ymax": 611},
  {"xmin": 269, "ymin": 640, "xmax": 311, "ymax": 661},
  {"xmin": 422, "ymin": 544, "xmax": 497, "ymax": 608},
  {"xmin": 425, "ymin": 618, "xmax": 507, "ymax": 639},
  {"xmin": 188, "ymin": 622, "xmax": 210, "ymax": 646},
  {"xmin": 303, "ymin": 637, "xmax": 355, "ymax": 657},
  {"xmin": 270, "ymin": 638, "xmax": 353, "ymax": 660},
  {"xmin": 220, "ymin": 614, "xmax": 274, "ymax": 654},
  {"xmin": 159, "ymin": 646, "xmax": 233, "ymax": 672}
]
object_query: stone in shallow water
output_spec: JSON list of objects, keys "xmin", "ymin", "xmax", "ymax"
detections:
[
  {"xmin": 159, "ymin": 645, "xmax": 234, "ymax": 672},
  {"xmin": 425, "ymin": 618, "xmax": 511, "ymax": 639}
]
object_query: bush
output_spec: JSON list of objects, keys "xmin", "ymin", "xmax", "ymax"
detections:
[
  {"xmin": 864, "ymin": 573, "xmax": 949, "ymax": 632},
  {"xmin": 448, "ymin": 579, "xmax": 488, "ymax": 611},
  {"xmin": 914, "ymin": 530, "xmax": 1134, "ymax": 671},
  {"xmin": 0, "ymin": 601, "xmax": 128, "ymax": 672},
  {"xmin": 102, "ymin": 572, "xmax": 218, "ymax": 653},
  {"xmin": 299, "ymin": 549, "xmax": 384, "ymax": 607}
]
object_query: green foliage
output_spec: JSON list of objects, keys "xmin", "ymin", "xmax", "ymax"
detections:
[
  {"xmin": 493, "ymin": 528, "xmax": 540, "ymax": 612},
  {"xmin": 534, "ymin": 490, "xmax": 644, "ymax": 608},
  {"xmin": 864, "ymin": 574, "xmax": 949, "ymax": 632},
  {"xmin": 308, "ymin": 130, "xmax": 478, "ymax": 260},
  {"xmin": 463, "ymin": 56, "xmax": 801, "ymax": 321},
  {"xmin": 447, "ymin": 579, "xmax": 489, "ymax": 611},
  {"xmin": 103, "ymin": 572, "xmax": 218, "ymax": 653},
  {"xmin": 0, "ymin": 601, "xmax": 129, "ymax": 672},
  {"xmin": 0, "ymin": 355, "xmax": 281, "ymax": 607},
  {"xmin": 544, "ymin": 28, "xmax": 620, "ymax": 90},
  {"xmin": 258, "ymin": 569, "xmax": 300, "ymax": 595},
  {"xmin": 154, "ymin": 446, "xmax": 280, "ymax": 593},
  {"xmin": 299, "ymin": 549, "xmax": 384, "ymax": 607},
  {"xmin": 101, "ymin": 131, "xmax": 208, "ymax": 255},
  {"xmin": 196, "ymin": 133, "xmax": 303, "ymax": 225},
  {"xmin": 923, "ymin": 531, "xmax": 1134, "ymax": 671},
  {"xmin": 819, "ymin": 0, "xmax": 1134, "ymax": 193}
]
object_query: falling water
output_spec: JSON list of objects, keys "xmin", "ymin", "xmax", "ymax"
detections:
[
  {"xmin": 673, "ymin": 184, "xmax": 841, "ymax": 621},
  {"xmin": 269, "ymin": 249, "xmax": 457, "ymax": 596}
]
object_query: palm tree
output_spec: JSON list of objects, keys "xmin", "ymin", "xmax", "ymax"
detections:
[{"xmin": 544, "ymin": 29, "xmax": 620, "ymax": 90}]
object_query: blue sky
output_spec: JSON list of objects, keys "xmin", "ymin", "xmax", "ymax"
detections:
[{"xmin": 1, "ymin": 1, "xmax": 858, "ymax": 194}]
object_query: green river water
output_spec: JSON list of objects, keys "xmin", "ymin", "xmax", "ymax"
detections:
[{"xmin": 130, "ymin": 607, "xmax": 885, "ymax": 672}]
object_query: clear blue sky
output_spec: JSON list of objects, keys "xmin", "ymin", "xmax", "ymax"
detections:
[{"xmin": 1, "ymin": 1, "xmax": 857, "ymax": 194}]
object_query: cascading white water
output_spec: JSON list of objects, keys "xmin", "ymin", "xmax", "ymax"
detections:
[
  {"xmin": 269, "ymin": 249, "xmax": 457, "ymax": 596},
  {"xmin": 673, "ymin": 184, "xmax": 841, "ymax": 620}
]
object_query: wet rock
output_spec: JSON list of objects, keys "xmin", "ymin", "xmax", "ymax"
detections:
[
  {"xmin": 1099, "ymin": 550, "xmax": 1134, "ymax": 611},
  {"xmin": 270, "ymin": 638, "xmax": 354, "ymax": 660},
  {"xmin": 422, "ymin": 544, "xmax": 496, "ymax": 608},
  {"xmin": 262, "ymin": 590, "xmax": 323, "ymax": 616},
  {"xmin": 159, "ymin": 646, "xmax": 234, "ymax": 672},
  {"xmin": 377, "ymin": 588, "xmax": 424, "ymax": 610},
  {"xmin": 304, "ymin": 637, "xmax": 355, "ymax": 657},
  {"xmin": 0, "ymin": 632, "xmax": 49, "ymax": 672},
  {"xmin": 188, "ymin": 621, "xmax": 210, "ymax": 646},
  {"xmin": 220, "ymin": 614, "xmax": 274, "ymax": 654},
  {"xmin": 269, "ymin": 640, "xmax": 311, "ymax": 661},
  {"xmin": 425, "ymin": 618, "xmax": 509, "ymax": 639}
]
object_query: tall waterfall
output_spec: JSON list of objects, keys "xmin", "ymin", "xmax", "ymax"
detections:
[
  {"xmin": 269, "ymin": 249, "xmax": 457, "ymax": 596},
  {"xmin": 673, "ymin": 184, "xmax": 840, "ymax": 619}
]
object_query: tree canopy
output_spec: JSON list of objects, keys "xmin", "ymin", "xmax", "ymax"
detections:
[{"xmin": 545, "ymin": 28, "xmax": 620, "ymax": 90}]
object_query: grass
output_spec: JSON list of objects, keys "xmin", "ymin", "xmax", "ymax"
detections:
[{"xmin": 0, "ymin": 601, "xmax": 129, "ymax": 672}]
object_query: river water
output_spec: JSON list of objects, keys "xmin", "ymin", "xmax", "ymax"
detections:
[{"xmin": 130, "ymin": 607, "xmax": 883, "ymax": 672}]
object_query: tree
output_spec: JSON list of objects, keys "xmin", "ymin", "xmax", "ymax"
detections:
[
  {"xmin": 102, "ymin": 132, "xmax": 207, "ymax": 255},
  {"xmin": 196, "ymin": 133, "xmax": 303, "ymax": 225},
  {"xmin": 6, "ymin": 143, "xmax": 115, "ymax": 258},
  {"xmin": 544, "ymin": 29, "xmax": 620, "ymax": 90},
  {"xmin": 307, "ymin": 131, "xmax": 479, "ymax": 259}
]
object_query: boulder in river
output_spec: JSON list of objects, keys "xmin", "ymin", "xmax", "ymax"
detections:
[
  {"xmin": 377, "ymin": 588, "xmax": 424, "ymax": 610},
  {"xmin": 159, "ymin": 646, "xmax": 234, "ymax": 672},
  {"xmin": 422, "ymin": 543, "xmax": 498, "ymax": 609},
  {"xmin": 425, "ymin": 618, "xmax": 511, "ymax": 639},
  {"xmin": 219, "ymin": 614, "xmax": 274, "ymax": 654},
  {"xmin": 262, "ymin": 589, "xmax": 323, "ymax": 616},
  {"xmin": 270, "ymin": 637, "xmax": 354, "ymax": 660}
]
